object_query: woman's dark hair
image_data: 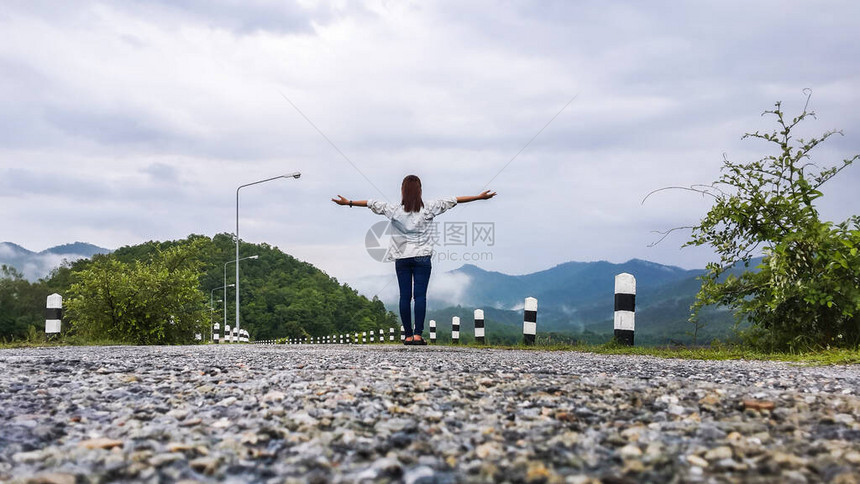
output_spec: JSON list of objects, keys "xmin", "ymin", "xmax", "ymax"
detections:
[{"xmin": 401, "ymin": 175, "xmax": 424, "ymax": 213}]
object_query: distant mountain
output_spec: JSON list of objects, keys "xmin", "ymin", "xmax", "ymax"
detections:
[
  {"xmin": 0, "ymin": 241, "xmax": 112, "ymax": 281},
  {"xmin": 450, "ymin": 259, "xmax": 700, "ymax": 310}
]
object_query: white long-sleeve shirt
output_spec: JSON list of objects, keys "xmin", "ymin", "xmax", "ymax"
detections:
[{"xmin": 367, "ymin": 197, "xmax": 458, "ymax": 260}]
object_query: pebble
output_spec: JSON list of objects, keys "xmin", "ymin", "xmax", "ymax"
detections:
[
  {"xmin": 1, "ymin": 345, "xmax": 859, "ymax": 482},
  {"xmin": 704, "ymin": 446, "xmax": 733, "ymax": 461},
  {"xmin": 77, "ymin": 438, "xmax": 123, "ymax": 450},
  {"xmin": 619, "ymin": 444, "xmax": 643, "ymax": 459},
  {"xmin": 403, "ymin": 465, "xmax": 435, "ymax": 484},
  {"xmin": 23, "ymin": 472, "xmax": 76, "ymax": 484},
  {"xmin": 743, "ymin": 399, "xmax": 776, "ymax": 411}
]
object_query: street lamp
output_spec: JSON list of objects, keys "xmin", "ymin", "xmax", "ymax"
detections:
[
  {"xmin": 223, "ymin": 255, "xmax": 259, "ymax": 330},
  {"xmin": 210, "ymin": 300, "xmax": 221, "ymax": 342},
  {"xmin": 236, "ymin": 172, "xmax": 301, "ymax": 333},
  {"xmin": 210, "ymin": 284, "xmax": 233, "ymax": 342}
]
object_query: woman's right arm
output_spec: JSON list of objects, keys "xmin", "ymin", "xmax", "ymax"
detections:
[{"xmin": 331, "ymin": 195, "xmax": 368, "ymax": 208}]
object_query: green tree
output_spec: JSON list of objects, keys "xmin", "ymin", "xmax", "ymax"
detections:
[
  {"xmin": 670, "ymin": 96, "xmax": 859, "ymax": 350},
  {"xmin": 66, "ymin": 242, "xmax": 207, "ymax": 344},
  {"xmin": 0, "ymin": 265, "xmax": 40, "ymax": 339},
  {"xmin": 4, "ymin": 233, "xmax": 399, "ymax": 343}
]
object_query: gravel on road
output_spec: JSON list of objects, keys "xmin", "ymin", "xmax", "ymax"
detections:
[{"xmin": 1, "ymin": 345, "xmax": 859, "ymax": 483}]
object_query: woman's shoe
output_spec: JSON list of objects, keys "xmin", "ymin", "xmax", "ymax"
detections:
[
  {"xmin": 412, "ymin": 336, "xmax": 427, "ymax": 345},
  {"xmin": 404, "ymin": 336, "xmax": 415, "ymax": 345}
]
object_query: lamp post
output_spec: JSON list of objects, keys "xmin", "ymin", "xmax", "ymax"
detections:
[
  {"xmin": 236, "ymin": 172, "xmax": 301, "ymax": 333},
  {"xmin": 223, "ymin": 255, "xmax": 259, "ymax": 331},
  {"xmin": 210, "ymin": 284, "xmax": 233, "ymax": 342}
]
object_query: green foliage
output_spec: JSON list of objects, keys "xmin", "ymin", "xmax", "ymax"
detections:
[
  {"xmin": 65, "ymin": 242, "xmax": 207, "ymax": 345},
  {"xmin": 686, "ymin": 97, "xmax": 860, "ymax": 351},
  {"xmin": 185, "ymin": 234, "xmax": 400, "ymax": 341},
  {"xmin": 0, "ymin": 265, "xmax": 48, "ymax": 339},
  {"xmin": 72, "ymin": 234, "xmax": 399, "ymax": 343},
  {"xmin": 0, "ymin": 233, "xmax": 399, "ymax": 344}
]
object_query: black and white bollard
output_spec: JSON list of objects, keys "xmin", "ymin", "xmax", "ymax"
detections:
[
  {"xmin": 474, "ymin": 309, "xmax": 485, "ymax": 344},
  {"xmin": 379, "ymin": 329, "xmax": 384, "ymax": 343},
  {"xmin": 430, "ymin": 320, "xmax": 436, "ymax": 343},
  {"xmin": 362, "ymin": 331, "xmax": 367, "ymax": 344},
  {"xmin": 225, "ymin": 325, "xmax": 232, "ymax": 343},
  {"xmin": 523, "ymin": 297, "xmax": 537, "ymax": 345},
  {"xmin": 614, "ymin": 273, "xmax": 636, "ymax": 346},
  {"xmin": 452, "ymin": 316, "xmax": 460, "ymax": 344},
  {"xmin": 389, "ymin": 327, "xmax": 394, "ymax": 342},
  {"xmin": 400, "ymin": 324, "xmax": 405, "ymax": 342},
  {"xmin": 213, "ymin": 322, "xmax": 220, "ymax": 344},
  {"xmin": 45, "ymin": 293, "xmax": 62, "ymax": 335}
]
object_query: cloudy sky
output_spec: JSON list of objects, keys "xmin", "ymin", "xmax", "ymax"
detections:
[{"xmin": 2, "ymin": 0, "xmax": 859, "ymax": 296}]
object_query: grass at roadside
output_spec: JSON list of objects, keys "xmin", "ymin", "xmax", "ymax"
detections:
[
  {"xmin": 0, "ymin": 336, "xmax": 132, "ymax": 349},
  {"xmin": 449, "ymin": 340, "xmax": 860, "ymax": 365}
]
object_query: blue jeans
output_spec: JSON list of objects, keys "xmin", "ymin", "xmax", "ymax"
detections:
[{"xmin": 395, "ymin": 256, "xmax": 432, "ymax": 337}]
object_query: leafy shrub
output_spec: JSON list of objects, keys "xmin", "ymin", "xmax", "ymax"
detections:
[{"xmin": 680, "ymin": 95, "xmax": 859, "ymax": 351}]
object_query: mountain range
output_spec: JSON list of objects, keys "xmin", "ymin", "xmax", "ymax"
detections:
[
  {"xmin": 0, "ymin": 242, "xmax": 112, "ymax": 280},
  {"xmin": 399, "ymin": 259, "xmax": 747, "ymax": 345},
  {"xmin": 449, "ymin": 259, "xmax": 700, "ymax": 311}
]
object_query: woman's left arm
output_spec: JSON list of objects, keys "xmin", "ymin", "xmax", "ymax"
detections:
[{"xmin": 456, "ymin": 190, "xmax": 497, "ymax": 204}]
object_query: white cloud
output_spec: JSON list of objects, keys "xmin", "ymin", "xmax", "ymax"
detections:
[
  {"xmin": 350, "ymin": 268, "xmax": 472, "ymax": 309},
  {"xmin": 0, "ymin": 244, "xmax": 18, "ymax": 258},
  {"xmin": 427, "ymin": 271, "xmax": 472, "ymax": 307},
  {"xmin": 1, "ymin": 0, "xmax": 859, "ymax": 288}
]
